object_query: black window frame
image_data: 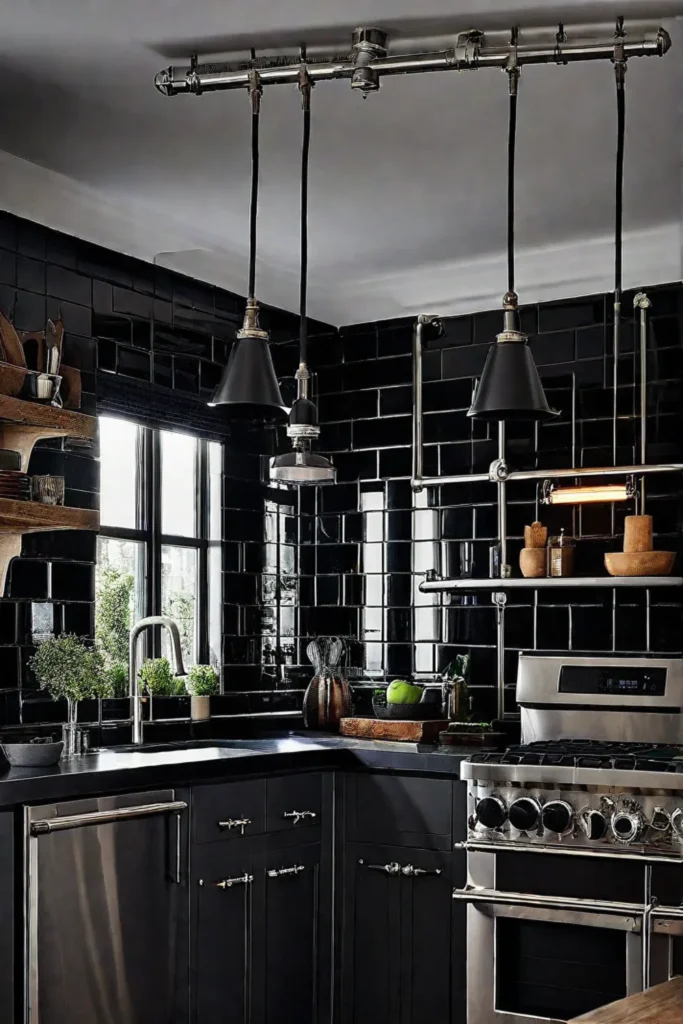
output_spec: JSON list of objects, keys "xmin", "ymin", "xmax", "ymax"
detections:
[{"xmin": 98, "ymin": 416, "xmax": 210, "ymax": 664}]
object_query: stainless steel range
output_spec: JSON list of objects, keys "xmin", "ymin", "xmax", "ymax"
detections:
[{"xmin": 455, "ymin": 655, "xmax": 683, "ymax": 1024}]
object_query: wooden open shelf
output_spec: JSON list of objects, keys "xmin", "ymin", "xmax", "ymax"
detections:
[{"xmin": 0, "ymin": 394, "xmax": 99, "ymax": 594}]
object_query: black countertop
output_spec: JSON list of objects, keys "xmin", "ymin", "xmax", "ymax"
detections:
[{"xmin": 0, "ymin": 734, "xmax": 476, "ymax": 808}]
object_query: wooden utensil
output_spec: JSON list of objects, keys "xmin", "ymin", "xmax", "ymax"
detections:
[
  {"xmin": 605, "ymin": 551, "xmax": 675, "ymax": 577},
  {"xmin": 623, "ymin": 515, "xmax": 653, "ymax": 553},
  {"xmin": 0, "ymin": 310, "xmax": 27, "ymax": 368},
  {"xmin": 520, "ymin": 548, "xmax": 546, "ymax": 578},
  {"xmin": 524, "ymin": 522, "xmax": 547, "ymax": 548}
]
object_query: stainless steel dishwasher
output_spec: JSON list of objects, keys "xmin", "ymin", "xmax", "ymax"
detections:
[{"xmin": 24, "ymin": 789, "xmax": 187, "ymax": 1024}]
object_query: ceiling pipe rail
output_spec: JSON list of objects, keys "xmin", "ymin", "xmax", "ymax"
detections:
[{"xmin": 155, "ymin": 21, "xmax": 671, "ymax": 96}]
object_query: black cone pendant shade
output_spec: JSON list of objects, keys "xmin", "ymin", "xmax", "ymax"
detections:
[
  {"xmin": 467, "ymin": 294, "xmax": 557, "ymax": 421},
  {"xmin": 468, "ymin": 56, "xmax": 556, "ymax": 423},
  {"xmin": 210, "ymin": 298, "xmax": 286, "ymax": 417},
  {"xmin": 270, "ymin": 65, "xmax": 336, "ymax": 485},
  {"xmin": 210, "ymin": 75, "xmax": 287, "ymax": 420}
]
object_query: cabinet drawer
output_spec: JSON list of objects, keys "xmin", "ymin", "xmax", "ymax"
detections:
[
  {"xmin": 266, "ymin": 773, "xmax": 322, "ymax": 834},
  {"xmin": 193, "ymin": 779, "xmax": 266, "ymax": 844},
  {"xmin": 344, "ymin": 774, "xmax": 453, "ymax": 850}
]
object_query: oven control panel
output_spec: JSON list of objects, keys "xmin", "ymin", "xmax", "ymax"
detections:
[{"xmin": 468, "ymin": 783, "xmax": 683, "ymax": 856}]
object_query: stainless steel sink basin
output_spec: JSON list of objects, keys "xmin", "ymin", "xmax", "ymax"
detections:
[{"xmin": 96, "ymin": 739, "xmax": 280, "ymax": 755}]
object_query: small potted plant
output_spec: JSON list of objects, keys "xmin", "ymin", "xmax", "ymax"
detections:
[
  {"xmin": 185, "ymin": 665, "xmax": 219, "ymax": 721},
  {"xmin": 138, "ymin": 657, "xmax": 183, "ymax": 720},
  {"xmin": 29, "ymin": 634, "xmax": 112, "ymax": 757}
]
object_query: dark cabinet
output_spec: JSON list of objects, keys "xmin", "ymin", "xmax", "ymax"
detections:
[
  {"xmin": 340, "ymin": 843, "xmax": 454, "ymax": 1024},
  {"xmin": 193, "ymin": 841, "xmax": 326, "ymax": 1024},
  {"xmin": 0, "ymin": 813, "xmax": 13, "ymax": 1024}
]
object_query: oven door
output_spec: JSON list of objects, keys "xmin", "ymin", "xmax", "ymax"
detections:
[{"xmin": 454, "ymin": 850, "xmax": 658, "ymax": 1024}]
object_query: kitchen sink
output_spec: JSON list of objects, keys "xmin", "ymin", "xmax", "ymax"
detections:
[{"xmin": 96, "ymin": 737, "xmax": 324, "ymax": 755}]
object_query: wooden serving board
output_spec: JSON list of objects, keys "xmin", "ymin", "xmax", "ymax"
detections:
[
  {"xmin": 570, "ymin": 976, "xmax": 683, "ymax": 1022},
  {"xmin": 340, "ymin": 717, "xmax": 446, "ymax": 743}
]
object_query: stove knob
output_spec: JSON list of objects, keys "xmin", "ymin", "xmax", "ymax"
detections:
[
  {"xmin": 611, "ymin": 810, "xmax": 645, "ymax": 844},
  {"xmin": 508, "ymin": 797, "xmax": 541, "ymax": 833},
  {"xmin": 650, "ymin": 807, "xmax": 671, "ymax": 833},
  {"xmin": 579, "ymin": 809, "xmax": 607, "ymax": 841},
  {"xmin": 671, "ymin": 809, "xmax": 683, "ymax": 840},
  {"xmin": 475, "ymin": 796, "xmax": 507, "ymax": 830},
  {"xmin": 541, "ymin": 800, "xmax": 574, "ymax": 836}
]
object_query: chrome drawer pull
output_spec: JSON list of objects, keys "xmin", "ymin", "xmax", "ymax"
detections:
[
  {"xmin": 267, "ymin": 864, "xmax": 306, "ymax": 878},
  {"xmin": 215, "ymin": 873, "xmax": 253, "ymax": 889},
  {"xmin": 402, "ymin": 864, "xmax": 442, "ymax": 877},
  {"xmin": 283, "ymin": 810, "xmax": 317, "ymax": 825},
  {"xmin": 359, "ymin": 859, "xmax": 401, "ymax": 875},
  {"xmin": 217, "ymin": 817, "xmax": 252, "ymax": 834}
]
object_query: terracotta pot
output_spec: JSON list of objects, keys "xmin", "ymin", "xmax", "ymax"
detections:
[
  {"xmin": 519, "ymin": 547, "xmax": 546, "ymax": 579},
  {"xmin": 190, "ymin": 695, "xmax": 211, "ymax": 721}
]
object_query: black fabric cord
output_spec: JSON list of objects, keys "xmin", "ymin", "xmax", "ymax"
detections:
[
  {"xmin": 507, "ymin": 90, "xmax": 517, "ymax": 296},
  {"xmin": 299, "ymin": 100, "xmax": 311, "ymax": 365},
  {"xmin": 615, "ymin": 76, "xmax": 625, "ymax": 294},
  {"xmin": 248, "ymin": 104, "xmax": 260, "ymax": 300}
]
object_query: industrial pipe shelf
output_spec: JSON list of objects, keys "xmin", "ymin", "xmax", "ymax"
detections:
[{"xmin": 419, "ymin": 575, "xmax": 683, "ymax": 593}]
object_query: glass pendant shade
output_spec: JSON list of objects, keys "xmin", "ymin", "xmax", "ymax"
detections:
[
  {"xmin": 270, "ymin": 449, "xmax": 336, "ymax": 484},
  {"xmin": 467, "ymin": 333, "xmax": 557, "ymax": 422}
]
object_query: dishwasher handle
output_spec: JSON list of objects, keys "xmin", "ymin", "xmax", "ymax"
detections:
[{"xmin": 30, "ymin": 800, "xmax": 188, "ymax": 835}]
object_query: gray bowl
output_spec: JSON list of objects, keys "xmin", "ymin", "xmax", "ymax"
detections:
[
  {"xmin": 1, "ymin": 740, "xmax": 64, "ymax": 767},
  {"xmin": 373, "ymin": 702, "xmax": 437, "ymax": 721}
]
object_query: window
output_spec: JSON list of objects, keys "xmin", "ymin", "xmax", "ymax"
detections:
[{"xmin": 96, "ymin": 416, "xmax": 221, "ymax": 691}]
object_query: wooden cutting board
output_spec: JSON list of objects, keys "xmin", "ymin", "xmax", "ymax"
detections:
[
  {"xmin": 570, "ymin": 976, "xmax": 683, "ymax": 1022},
  {"xmin": 340, "ymin": 717, "xmax": 446, "ymax": 743}
]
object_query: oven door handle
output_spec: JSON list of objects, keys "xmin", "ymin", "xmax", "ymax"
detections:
[
  {"xmin": 452, "ymin": 885, "xmax": 683, "ymax": 922},
  {"xmin": 454, "ymin": 839, "xmax": 683, "ymax": 864}
]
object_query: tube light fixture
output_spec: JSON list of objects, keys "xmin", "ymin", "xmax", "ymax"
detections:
[{"xmin": 542, "ymin": 479, "xmax": 636, "ymax": 505}]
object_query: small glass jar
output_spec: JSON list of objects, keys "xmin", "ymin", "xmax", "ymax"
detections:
[{"xmin": 547, "ymin": 529, "xmax": 575, "ymax": 577}]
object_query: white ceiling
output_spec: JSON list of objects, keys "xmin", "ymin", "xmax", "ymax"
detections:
[{"xmin": 0, "ymin": 0, "xmax": 681, "ymax": 325}]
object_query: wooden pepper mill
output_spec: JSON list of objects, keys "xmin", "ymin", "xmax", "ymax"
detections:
[{"xmin": 519, "ymin": 522, "xmax": 548, "ymax": 578}]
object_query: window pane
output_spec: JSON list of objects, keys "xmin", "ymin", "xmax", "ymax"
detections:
[
  {"xmin": 161, "ymin": 545, "xmax": 197, "ymax": 668},
  {"xmin": 96, "ymin": 536, "xmax": 145, "ymax": 695},
  {"xmin": 99, "ymin": 416, "xmax": 139, "ymax": 529},
  {"xmin": 208, "ymin": 442, "xmax": 222, "ymax": 680},
  {"xmin": 161, "ymin": 431, "xmax": 197, "ymax": 538}
]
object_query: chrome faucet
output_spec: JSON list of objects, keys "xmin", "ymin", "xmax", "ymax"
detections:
[{"xmin": 129, "ymin": 616, "xmax": 186, "ymax": 745}]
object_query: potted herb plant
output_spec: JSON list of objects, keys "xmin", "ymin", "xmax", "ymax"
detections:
[
  {"xmin": 29, "ymin": 634, "xmax": 112, "ymax": 757},
  {"xmin": 138, "ymin": 657, "xmax": 183, "ymax": 721},
  {"xmin": 185, "ymin": 665, "xmax": 220, "ymax": 721}
]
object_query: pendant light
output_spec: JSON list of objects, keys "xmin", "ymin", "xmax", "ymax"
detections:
[
  {"xmin": 468, "ymin": 40, "xmax": 557, "ymax": 422},
  {"xmin": 210, "ymin": 70, "xmax": 287, "ymax": 420},
  {"xmin": 271, "ymin": 65, "xmax": 337, "ymax": 485}
]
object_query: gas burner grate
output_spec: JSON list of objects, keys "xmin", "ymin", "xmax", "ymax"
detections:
[{"xmin": 469, "ymin": 740, "xmax": 683, "ymax": 771}]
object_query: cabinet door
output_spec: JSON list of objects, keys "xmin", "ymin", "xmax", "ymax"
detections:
[
  {"xmin": 257, "ymin": 842, "xmax": 323, "ymax": 1024},
  {"xmin": 0, "ymin": 813, "xmax": 13, "ymax": 1024},
  {"xmin": 399, "ymin": 849, "xmax": 453, "ymax": 1024},
  {"xmin": 340, "ymin": 843, "xmax": 403, "ymax": 1024},
  {"xmin": 193, "ymin": 846, "xmax": 257, "ymax": 1024}
]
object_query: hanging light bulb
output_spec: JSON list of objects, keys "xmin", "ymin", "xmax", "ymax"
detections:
[
  {"xmin": 210, "ymin": 69, "xmax": 287, "ymax": 420},
  {"xmin": 468, "ymin": 38, "xmax": 557, "ymax": 422},
  {"xmin": 542, "ymin": 480, "xmax": 635, "ymax": 505},
  {"xmin": 271, "ymin": 64, "xmax": 336, "ymax": 485}
]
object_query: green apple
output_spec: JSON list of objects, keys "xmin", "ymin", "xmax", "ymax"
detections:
[{"xmin": 386, "ymin": 680, "xmax": 423, "ymax": 705}]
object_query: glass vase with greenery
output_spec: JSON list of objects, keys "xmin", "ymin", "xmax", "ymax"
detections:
[{"xmin": 29, "ymin": 634, "xmax": 112, "ymax": 756}]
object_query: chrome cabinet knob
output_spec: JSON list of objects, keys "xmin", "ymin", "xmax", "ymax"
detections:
[
  {"xmin": 217, "ymin": 817, "xmax": 252, "ymax": 834},
  {"xmin": 283, "ymin": 810, "xmax": 317, "ymax": 825},
  {"xmin": 215, "ymin": 873, "xmax": 253, "ymax": 888}
]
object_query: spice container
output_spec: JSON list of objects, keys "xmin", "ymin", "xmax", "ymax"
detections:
[{"xmin": 547, "ymin": 529, "xmax": 575, "ymax": 577}]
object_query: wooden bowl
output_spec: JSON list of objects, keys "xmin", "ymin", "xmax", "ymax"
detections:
[
  {"xmin": 520, "ymin": 548, "xmax": 546, "ymax": 579},
  {"xmin": 604, "ymin": 551, "xmax": 675, "ymax": 577}
]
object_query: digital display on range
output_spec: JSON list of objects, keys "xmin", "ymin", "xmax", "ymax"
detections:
[{"xmin": 558, "ymin": 665, "xmax": 667, "ymax": 696}]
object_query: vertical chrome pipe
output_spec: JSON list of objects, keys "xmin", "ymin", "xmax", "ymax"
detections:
[
  {"xmin": 411, "ymin": 318, "xmax": 424, "ymax": 490},
  {"xmin": 494, "ymin": 591, "xmax": 507, "ymax": 720},
  {"xmin": 497, "ymin": 421, "xmax": 509, "ymax": 577},
  {"xmin": 634, "ymin": 292, "xmax": 651, "ymax": 512},
  {"xmin": 613, "ymin": 292, "xmax": 620, "ymax": 467}
]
